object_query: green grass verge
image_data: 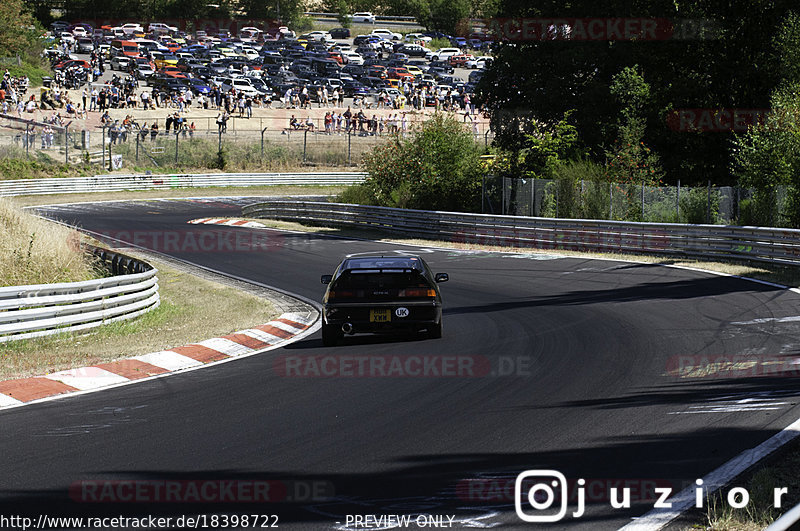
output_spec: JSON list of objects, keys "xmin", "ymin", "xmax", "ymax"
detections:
[{"xmin": 0, "ymin": 257, "xmax": 279, "ymax": 380}]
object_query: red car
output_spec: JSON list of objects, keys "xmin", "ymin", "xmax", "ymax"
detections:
[
  {"xmin": 387, "ymin": 67, "xmax": 414, "ymax": 82},
  {"xmin": 161, "ymin": 66, "xmax": 188, "ymax": 79},
  {"xmin": 53, "ymin": 59, "xmax": 91, "ymax": 71}
]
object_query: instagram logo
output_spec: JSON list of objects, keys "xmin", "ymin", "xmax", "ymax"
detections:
[{"xmin": 515, "ymin": 470, "xmax": 574, "ymax": 522}]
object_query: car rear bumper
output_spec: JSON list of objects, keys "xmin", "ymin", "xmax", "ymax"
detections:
[{"xmin": 323, "ymin": 301, "xmax": 441, "ymax": 332}]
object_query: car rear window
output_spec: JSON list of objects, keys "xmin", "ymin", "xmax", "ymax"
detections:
[{"xmin": 334, "ymin": 271, "xmax": 430, "ymax": 290}]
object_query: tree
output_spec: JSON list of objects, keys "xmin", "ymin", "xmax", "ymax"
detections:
[
  {"xmin": 0, "ymin": 0, "xmax": 42, "ymax": 58},
  {"xmin": 412, "ymin": 0, "xmax": 471, "ymax": 35},
  {"xmin": 476, "ymin": 0, "xmax": 800, "ymax": 185},
  {"xmin": 605, "ymin": 66, "xmax": 662, "ymax": 184},
  {"xmin": 731, "ymin": 12, "xmax": 800, "ymax": 226},
  {"xmin": 357, "ymin": 113, "xmax": 483, "ymax": 212}
]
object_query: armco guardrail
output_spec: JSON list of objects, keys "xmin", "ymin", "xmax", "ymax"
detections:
[
  {"xmin": 242, "ymin": 201, "xmax": 800, "ymax": 266},
  {"xmin": 0, "ymin": 172, "xmax": 367, "ymax": 197},
  {"xmin": 0, "ymin": 247, "xmax": 159, "ymax": 342},
  {"xmin": 766, "ymin": 501, "xmax": 800, "ymax": 531}
]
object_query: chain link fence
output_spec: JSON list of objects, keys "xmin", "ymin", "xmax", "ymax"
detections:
[
  {"xmin": 0, "ymin": 113, "xmax": 493, "ymax": 171},
  {"xmin": 483, "ymin": 176, "xmax": 795, "ymax": 227}
]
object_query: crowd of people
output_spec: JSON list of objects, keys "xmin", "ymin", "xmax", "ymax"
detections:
[{"xmin": 289, "ymin": 107, "xmax": 412, "ymax": 136}]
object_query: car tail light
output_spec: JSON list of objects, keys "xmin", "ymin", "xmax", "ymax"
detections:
[
  {"xmin": 398, "ymin": 288, "xmax": 436, "ymax": 298},
  {"xmin": 326, "ymin": 289, "xmax": 358, "ymax": 300}
]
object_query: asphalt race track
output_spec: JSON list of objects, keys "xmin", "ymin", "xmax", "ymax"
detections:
[{"xmin": 3, "ymin": 197, "xmax": 800, "ymax": 530}]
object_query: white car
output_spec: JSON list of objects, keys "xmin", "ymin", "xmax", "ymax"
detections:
[
  {"xmin": 71, "ymin": 26, "xmax": 88, "ymax": 38},
  {"xmin": 59, "ymin": 32, "xmax": 75, "ymax": 44},
  {"xmin": 404, "ymin": 33, "xmax": 432, "ymax": 43},
  {"xmin": 351, "ymin": 12, "xmax": 376, "ymax": 24},
  {"xmin": 466, "ymin": 56, "xmax": 493, "ymax": 69},
  {"xmin": 342, "ymin": 51, "xmax": 364, "ymax": 65},
  {"xmin": 371, "ymin": 28, "xmax": 402, "ymax": 41},
  {"xmin": 121, "ymin": 23, "xmax": 144, "ymax": 35},
  {"xmin": 241, "ymin": 47, "xmax": 260, "ymax": 60},
  {"xmin": 221, "ymin": 77, "xmax": 261, "ymax": 96},
  {"xmin": 427, "ymin": 47, "xmax": 461, "ymax": 61},
  {"xmin": 148, "ymin": 22, "xmax": 178, "ymax": 35},
  {"xmin": 306, "ymin": 30, "xmax": 333, "ymax": 42}
]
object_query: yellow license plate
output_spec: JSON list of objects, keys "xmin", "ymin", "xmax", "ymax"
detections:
[{"xmin": 370, "ymin": 309, "xmax": 391, "ymax": 322}]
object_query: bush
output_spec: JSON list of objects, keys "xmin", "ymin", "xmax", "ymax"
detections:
[
  {"xmin": 359, "ymin": 113, "xmax": 483, "ymax": 212},
  {"xmin": 335, "ymin": 184, "xmax": 379, "ymax": 205},
  {"xmin": 680, "ymin": 186, "xmax": 721, "ymax": 224}
]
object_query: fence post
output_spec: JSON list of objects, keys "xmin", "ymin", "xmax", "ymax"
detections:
[
  {"xmin": 481, "ymin": 174, "xmax": 486, "ymax": 214},
  {"xmin": 676, "ymin": 179, "xmax": 681, "ymax": 221},
  {"xmin": 303, "ymin": 128, "xmax": 308, "ymax": 163},
  {"xmin": 641, "ymin": 182, "xmax": 645, "ymax": 221},
  {"xmin": 175, "ymin": 131, "xmax": 179, "ymax": 164},
  {"xmin": 25, "ymin": 125, "xmax": 30, "ymax": 158},
  {"xmin": 218, "ymin": 128, "xmax": 222, "ymax": 158},
  {"xmin": 347, "ymin": 127, "xmax": 352, "ymax": 165},
  {"xmin": 609, "ymin": 182, "xmax": 613, "ymax": 219},
  {"xmin": 102, "ymin": 126, "xmax": 106, "ymax": 169},
  {"xmin": 261, "ymin": 127, "xmax": 268, "ymax": 157},
  {"xmin": 501, "ymin": 176, "xmax": 506, "ymax": 215},
  {"xmin": 135, "ymin": 132, "xmax": 139, "ymax": 163},
  {"xmin": 530, "ymin": 178, "xmax": 534, "ymax": 217},
  {"xmin": 707, "ymin": 180, "xmax": 711, "ymax": 224},
  {"xmin": 64, "ymin": 127, "xmax": 68, "ymax": 164}
]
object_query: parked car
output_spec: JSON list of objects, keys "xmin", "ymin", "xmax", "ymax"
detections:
[
  {"xmin": 466, "ymin": 56, "xmax": 493, "ymax": 69},
  {"xmin": 320, "ymin": 254, "xmax": 448, "ymax": 346},
  {"xmin": 427, "ymin": 47, "xmax": 461, "ymax": 61},
  {"xmin": 329, "ymin": 27, "xmax": 351, "ymax": 39},
  {"xmin": 371, "ymin": 28, "xmax": 402, "ymax": 41},
  {"xmin": 76, "ymin": 38, "xmax": 95, "ymax": 53}
]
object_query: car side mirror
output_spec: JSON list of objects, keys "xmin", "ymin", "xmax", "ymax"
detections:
[
  {"xmin": 434, "ymin": 273, "xmax": 449, "ymax": 283},
  {"xmin": 321, "ymin": 274, "xmax": 332, "ymax": 284}
]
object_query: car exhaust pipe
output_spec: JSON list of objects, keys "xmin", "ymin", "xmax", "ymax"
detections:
[{"xmin": 341, "ymin": 323, "xmax": 354, "ymax": 335}]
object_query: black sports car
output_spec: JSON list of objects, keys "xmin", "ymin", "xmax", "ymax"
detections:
[{"xmin": 320, "ymin": 254, "xmax": 448, "ymax": 346}]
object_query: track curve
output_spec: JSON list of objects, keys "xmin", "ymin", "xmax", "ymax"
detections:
[{"xmin": 3, "ymin": 197, "xmax": 800, "ymax": 530}]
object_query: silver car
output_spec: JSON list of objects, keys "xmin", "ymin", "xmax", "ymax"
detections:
[{"xmin": 77, "ymin": 38, "xmax": 94, "ymax": 53}]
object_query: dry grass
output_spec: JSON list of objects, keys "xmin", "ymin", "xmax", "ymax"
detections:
[
  {"xmin": 243, "ymin": 218, "xmax": 800, "ymax": 288},
  {"xmin": 0, "ymin": 199, "xmax": 100, "ymax": 287},
  {"xmin": 0, "ymin": 256, "xmax": 278, "ymax": 380},
  {"xmin": 672, "ymin": 436, "xmax": 800, "ymax": 530},
  {"xmin": 7, "ymin": 185, "xmax": 346, "ymax": 208}
]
